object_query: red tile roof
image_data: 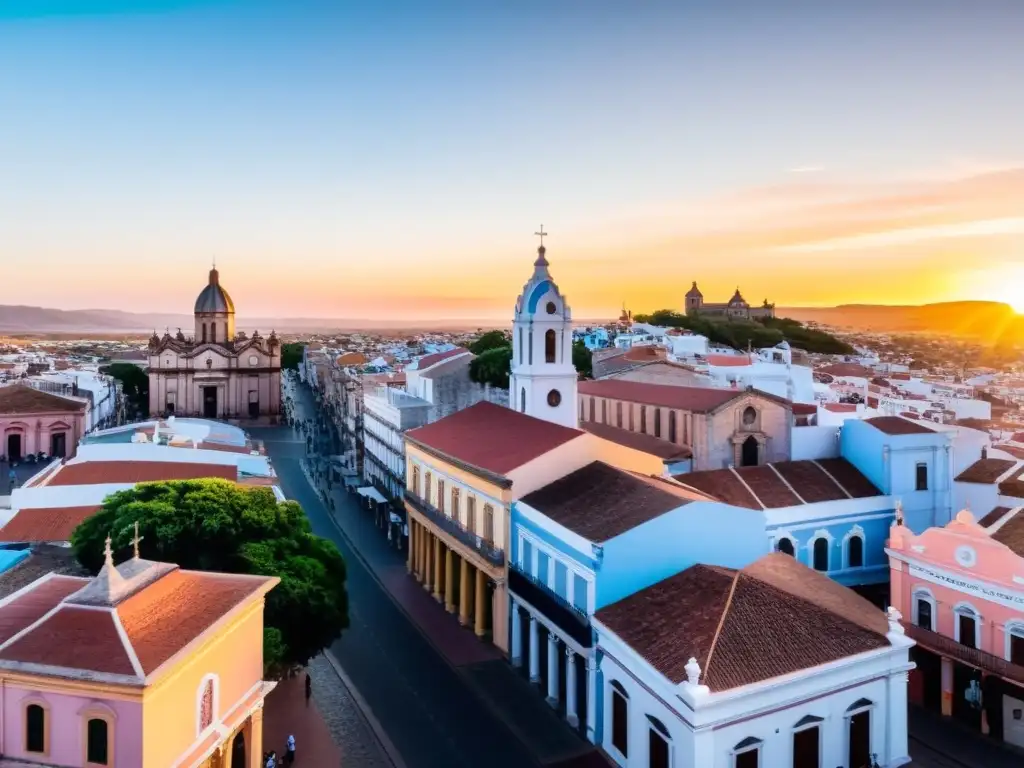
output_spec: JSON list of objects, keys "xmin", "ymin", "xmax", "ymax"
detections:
[
  {"xmin": 406, "ymin": 402, "xmax": 583, "ymax": 477},
  {"xmin": 0, "ymin": 506, "xmax": 101, "ymax": 543},
  {"xmin": 823, "ymin": 403, "xmax": 857, "ymax": 413},
  {"xmin": 47, "ymin": 461, "xmax": 237, "ymax": 486},
  {"xmin": 0, "ymin": 575, "xmax": 88, "ymax": 645},
  {"xmin": 816, "ymin": 363, "xmax": 874, "ymax": 378},
  {"xmin": 996, "ymin": 445, "xmax": 1024, "ymax": 460},
  {"xmin": 415, "ymin": 347, "xmax": 470, "ymax": 371},
  {"xmin": 954, "ymin": 458, "xmax": 1017, "ymax": 484},
  {"xmin": 791, "ymin": 403, "xmax": 817, "ymax": 415},
  {"xmin": 991, "ymin": 510, "xmax": 1024, "ymax": 557},
  {"xmin": 579, "ymin": 380, "xmax": 779, "ymax": 413},
  {"xmin": 705, "ymin": 354, "xmax": 752, "ymax": 367},
  {"xmin": 0, "ymin": 606, "xmax": 138, "ymax": 676},
  {"xmin": 978, "ymin": 506, "xmax": 1012, "ymax": 528},
  {"xmin": 0, "ymin": 386, "xmax": 85, "ymax": 415},
  {"xmin": 580, "ymin": 422, "xmax": 692, "ymax": 461},
  {"xmin": 864, "ymin": 416, "xmax": 935, "ymax": 435},
  {"xmin": 595, "ymin": 553, "xmax": 889, "ymax": 691}
]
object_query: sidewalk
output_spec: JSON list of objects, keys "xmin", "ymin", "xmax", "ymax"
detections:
[
  {"xmin": 262, "ymin": 664, "xmax": 341, "ymax": 767},
  {"xmin": 909, "ymin": 706, "xmax": 1024, "ymax": 768}
]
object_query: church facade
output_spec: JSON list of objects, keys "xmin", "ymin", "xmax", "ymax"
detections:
[
  {"xmin": 684, "ymin": 281, "xmax": 775, "ymax": 319},
  {"xmin": 148, "ymin": 268, "xmax": 282, "ymax": 421}
]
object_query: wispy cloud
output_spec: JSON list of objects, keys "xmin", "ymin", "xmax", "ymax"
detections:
[
  {"xmin": 788, "ymin": 165, "xmax": 824, "ymax": 174},
  {"xmin": 773, "ymin": 217, "xmax": 1024, "ymax": 253}
]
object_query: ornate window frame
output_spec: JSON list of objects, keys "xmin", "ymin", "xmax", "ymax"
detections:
[
  {"xmin": 195, "ymin": 674, "xmax": 220, "ymax": 738},
  {"xmin": 790, "ymin": 714, "xmax": 824, "ymax": 767},
  {"xmin": 911, "ymin": 587, "xmax": 937, "ymax": 631},
  {"xmin": 841, "ymin": 524, "xmax": 866, "ymax": 569},
  {"xmin": 1004, "ymin": 619, "xmax": 1024, "ymax": 662},
  {"xmin": 774, "ymin": 530, "xmax": 797, "ymax": 557},
  {"xmin": 953, "ymin": 602, "xmax": 982, "ymax": 647},
  {"xmin": 807, "ymin": 529, "xmax": 834, "ymax": 571},
  {"xmin": 646, "ymin": 714, "xmax": 673, "ymax": 767},
  {"xmin": 731, "ymin": 736, "xmax": 762, "ymax": 767},
  {"xmin": 607, "ymin": 679, "xmax": 630, "ymax": 763},
  {"xmin": 22, "ymin": 696, "xmax": 50, "ymax": 757},
  {"xmin": 80, "ymin": 703, "xmax": 117, "ymax": 768}
]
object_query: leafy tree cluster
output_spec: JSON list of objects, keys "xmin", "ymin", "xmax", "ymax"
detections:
[
  {"xmin": 631, "ymin": 310, "xmax": 854, "ymax": 355},
  {"xmin": 71, "ymin": 479, "xmax": 348, "ymax": 678},
  {"xmin": 467, "ymin": 340, "xmax": 593, "ymax": 388},
  {"xmin": 280, "ymin": 342, "xmax": 304, "ymax": 371},
  {"xmin": 467, "ymin": 330, "xmax": 511, "ymax": 355},
  {"xmin": 100, "ymin": 362, "xmax": 149, "ymax": 417}
]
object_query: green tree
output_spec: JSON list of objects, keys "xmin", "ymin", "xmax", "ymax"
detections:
[
  {"xmin": 280, "ymin": 342, "xmax": 304, "ymax": 371},
  {"xmin": 71, "ymin": 479, "xmax": 348, "ymax": 676},
  {"xmin": 100, "ymin": 362, "xmax": 149, "ymax": 416},
  {"xmin": 572, "ymin": 341, "xmax": 593, "ymax": 379},
  {"xmin": 468, "ymin": 330, "xmax": 510, "ymax": 356},
  {"xmin": 469, "ymin": 346, "xmax": 512, "ymax": 388}
]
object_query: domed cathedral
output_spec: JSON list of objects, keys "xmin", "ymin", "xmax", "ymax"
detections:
[
  {"xmin": 147, "ymin": 266, "xmax": 281, "ymax": 422},
  {"xmin": 684, "ymin": 281, "xmax": 775, "ymax": 320},
  {"xmin": 509, "ymin": 230, "xmax": 578, "ymax": 429}
]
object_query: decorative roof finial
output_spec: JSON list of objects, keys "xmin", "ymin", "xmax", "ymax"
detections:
[
  {"xmin": 533, "ymin": 225, "xmax": 549, "ymax": 267},
  {"xmin": 684, "ymin": 657, "xmax": 701, "ymax": 685},
  {"xmin": 894, "ymin": 499, "xmax": 904, "ymax": 526},
  {"xmin": 132, "ymin": 521, "xmax": 144, "ymax": 559},
  {"xmin": 103, "ymin": 534, "xmax": 114, "ymax": 568}
]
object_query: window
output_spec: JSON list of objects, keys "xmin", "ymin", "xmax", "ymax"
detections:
[
  {"xmin": 589, "ymin": 397, "xmax": 595, "ymax": 421},
  {"xmin": 916, "ymin": 462, "xmax": 928, "ymax": 491},
  {"xmin": 424, "ymin": 472, "xmax": 432, "ymax": 504},
  {"xmin": 654, "ymin": 408, "xmax": 662, "ymax": 438},
  {"xmin": 616, "ymin": 401, "xmax": 623, "ymax": 428},
  {"xmin": 546, "ymin": 301, "xmax": 557, "ymax": 315},
  {"xmin": 647, "ymin": 716, "xmax": 671, "ymax": 768},
  {"xmin": 1009, "ymin": 625, "xmax": 1024, "ymax": 664},
  {"xmin": 742, "ymin": 406, "xmax": 757, "ymax": 426},
  {"xmin": 451, "ymin": 487, "xmax": 460, "ymax": 520},
  {"xmin": 601, "ymin": 399, "xmax": 607, "ymax": 423},
  {"xmin": 554, "ymin": 562, "xmax": 567, "ymax": 597},
  {"xmin": 520, "ymin": 388, "xmax": 526, "ymax": 413},
  {"xmin": 87, "ymin": 718, "xmax": 109, "ymax": 765},
  {"xmin": 483, "ymin": 504, "xmax": 494, "ymax": 544},
  {"xmin": 412, "ymin": 466, "xmax": 420, "ymax": 496},
  {"xmin": 777, "ymin": 537, "xmax": 795, "ymax": 557},
  {"xmin": 518, "ymin": 328, "xmax": 523, "ymax": 363},
  {"xmin": 668, "ymin": 411, "xmax": 677, "ymax": 443},
  {"xmin": 610, "ymin": 681, "xmax": 629, "ymax": 758},
  {"xmin": 812, "ymin": 537, "xmax": 829, "ymax": 571},
  {"xmin": 573, "ymin": 573, "xmax": 587, "ymax": 611},
  {"xmin": 733, "ymin": 737, "xmax": 761, "ymax": 768},
  {"xmin": 211, "ymin": 324, "xmax": 217, "ymax": 343},
  {"xmin": 792, "ymin": 715, "xmax": 822, "ymax": 768},
  {"xmin": 640, "ymin": 406, "xmax": 647, "ymax": 433},
  {"xmin": 199, "ymin": 679, "xmax": 214, "ymax": 731},
  {"xmin": 956, "ymin": 605, "xmax": 979, "ymax": 648},
  {"xmin": 437, "ymin": 481, "xmax": 446, "ymax": 514},
  {"xmin": 201, "ymin": 323, "xmax": 207, "ymax": 343},
  {"xmin": 529, "ymin": 333, "xmax": 533, "ymax": 364},
  {"xmin": 548, "ymin": 389, "xmax": 561, "ymax": 407},
  {"xmin": 629, "ymin": 405, "xmax": 634, "ymax": 431},
  {"xmin": 847, "ymin": 535, "xmax": 864, "ymax": 568},
  {"xmin": 466, "ymin": 496, "xmax": 476, "ymax": 533},
  {"xmin": 916, "ymin": 599, "xmax": 933, "ymax": 630},
  {"xmin": 846, "ymin": 700, "xmax": 872, "ymax": 768},
  {"xmin": 25, "ymin": 703, "xmax": 46, "ymax": 754},
  {"xmin": 545, "ymin": 330, "xmax": 556, "ymax": 363}
]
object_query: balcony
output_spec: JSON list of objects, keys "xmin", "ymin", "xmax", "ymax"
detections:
[
  {"xmin": 508, "ymin": 562, "xmax": 592, "ymax": 648},
  {"xmin": 404, "ymin": 490, "xmax": 505, "ymax": 567},
  {"xmin": 904, "ymin": 623, "xmax": 1024, "ymax": 686}
]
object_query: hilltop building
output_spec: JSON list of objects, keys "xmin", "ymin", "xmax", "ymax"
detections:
[
  {"xmin": 147, "ymin": 267, "xmax": 281, "ymax": 421},
  {"xmin": 684, "ymin": 282, "xmax": 775, "ymax": 320}
]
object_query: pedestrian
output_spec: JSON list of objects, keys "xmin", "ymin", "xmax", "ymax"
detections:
[
  {"xmin": 265, "ymin": 751, "xmax": 275, "ymax": 768},
  {"xmin": 285, "ymin": 734, "xmax": 296, "ymax": 765},
  {"xmin": 305, "ymin": 671, "xmax": 312, "ymax": 704}
]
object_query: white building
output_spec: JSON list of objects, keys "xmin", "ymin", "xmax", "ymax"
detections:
[
  {"xmin": 27, "ymin": 370, "xmax": 123, "ymax": 432},
  {"xmin": 593, "ymin": 553, "xmax": 913, "ymax": 768},
  {"xmin": 362, "ymin": 385, "xmax": 431, "ymax": 501},
  {"xmin": 404, "ymin": 347, "xmax": 507, "ymax": 423}
]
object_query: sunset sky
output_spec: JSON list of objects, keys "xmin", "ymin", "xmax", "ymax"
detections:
[{"xmin": 2, "ymin": 1, "xmax": 1023, "ymax": 320}]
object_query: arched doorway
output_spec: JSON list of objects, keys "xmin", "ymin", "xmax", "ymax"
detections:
[
  {"xmin": 741, "ymin": 435, "xmax": 759, "ymax": 467},
  {"xmin": 6, "ymin": 432, "xmax": 22, "ymax": 462},
  {"xmin": 230, "ymin": 731, "xmax": 245, "ymax": 767}
]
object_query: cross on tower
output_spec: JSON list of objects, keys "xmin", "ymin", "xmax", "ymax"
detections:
[
  {"xmin": 534, "ymin": 225, "xmax": 548, "ymax": 247},
  {"xmin": 132, "ymin": 521, "xmax": 144, "ymax": 559}
]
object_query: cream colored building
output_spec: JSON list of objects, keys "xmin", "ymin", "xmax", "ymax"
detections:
[{"xmin": 148, "ymin": 268, "xmax": 281, "ymax": 421}]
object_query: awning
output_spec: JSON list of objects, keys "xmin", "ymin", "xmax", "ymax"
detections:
[
  {"xmin": 342, "ymin": 475, "xmax": 361, "ymax": 487},
  {"xmin": 356, "ymin": 486, "xmax": 388, "ymax": 505}
]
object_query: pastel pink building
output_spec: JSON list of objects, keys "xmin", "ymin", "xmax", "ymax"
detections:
[
  {"xmin": 886, "ymin": 507, "xmax": 1024, "ymax": 749},
  {"xmin": 0, "ymin": 386, "xmax": 87, "ymax": 461}
]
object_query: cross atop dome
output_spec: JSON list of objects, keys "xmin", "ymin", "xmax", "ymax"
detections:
[{"xmin": 534, "ymin": 225, "xmax": 549, "ymax": 267}]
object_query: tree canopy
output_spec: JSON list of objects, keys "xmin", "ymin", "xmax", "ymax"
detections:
[
  {"xmin": 572, "ymin": 341, "xmax": 593, "ymax": 379},
  {"xmin": 71, "ymin": 478, "xmax": 348, "ymax": 677},
  {"xmin": 280, "ymin": 342, "xmax": 304, "ymax": 371},
  {"xmin": 100, "ymin": 362, "xmax": 149, "ymax": 417},
  {"xmin": 468, "ymin": 346, "xmax": 512, "ymax": 389},
  {"xmin": 467, "ymin": 330, "xmax": 510, "ymax": 356}
]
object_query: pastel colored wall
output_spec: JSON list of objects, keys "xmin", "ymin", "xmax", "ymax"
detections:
[{"xmin": 0, "ymin": 411, "xmax": 86, "ymax": 460}]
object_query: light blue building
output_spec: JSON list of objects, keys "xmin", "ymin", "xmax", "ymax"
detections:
[
  {"xmin": 840, "ymin": 415, "xmax": 953, "ymax": 533},
  {"xmin": 574, "ymin": 327, "xmax": 611, "ymax": 351},
  {"xmin": 508, "ymin": 461, "xmax": 767, "ymax": 743}
]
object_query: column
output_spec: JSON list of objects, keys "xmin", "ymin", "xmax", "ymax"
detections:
[
  {"xmin": 510, "ymin": 600, "xmax": 523, "ymax": 666},
  {"xmin": 459, "ymin": 561, "xmax": 471, "ymax": 626},
  {"xmin": 474, "ymin": 568, "xmax": 486, "ymax": 638},
  {"xmin": 546, "ymin": 634, "xmax": 560, "ymax": 706},
  {"xmin": 886, "ymin": 668, "xmax": 910, "ymax": 764},
  {"xmin": 444, "ymin": 548, "xmax": 455, "ymax": 613},
  {"xmin": 423, "ymin": 532, "xmax": 433, "ymax": 592},
  {"xmin": 407, "ymin": 521, "xmax": 415, "ymax": 574},
  {"xmin": 529, "ymin": 617, "xmax": 541, "ymax": 683},
  {"xmin": 433, "ymin": 538, "xmax": 443, "ymax": 602},
  {"xmin": 940, "ymin": 656, "xmax": 953, "ymax": 717},
  {"xmin": 248, "ymin": 706, "xmax": 265, "ymax": 768},
  {"xmin": 565, "ymin": 648, "xmax": 579, "ymax": 727},
  {"xmin": 585, "ymin": 657, "xmax": 597, "ymax": 743},
  {"xmin": 415, "ymin": 524, "xmax": 424, "ymax": 581}
]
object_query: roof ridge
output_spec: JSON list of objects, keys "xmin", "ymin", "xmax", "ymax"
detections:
[
  {"xmin": 111, "ymin": 609, "xmax": 145, "ymax": 679},
  {"xmin": 766, "ymin": 463, "xmax": 806, "ymax": 504},
  {"xmin": 988, "ymin": 506, "xmax": 1023, "ymax": 534},
  {"xmin": 727, "ymin": 467, "xmax": 765, "ymax": 510},
  {"xmin": 810, "ymin": 460, "xmax": 853, "ymax": 499},
  {"xmin": 702, "ymin": 570, "xmax": 741, "ymax": 682}
]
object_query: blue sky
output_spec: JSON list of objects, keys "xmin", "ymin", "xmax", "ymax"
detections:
[{"xmin": 1, "ymin": 1, "xmax": 1022, "ymax": 318}]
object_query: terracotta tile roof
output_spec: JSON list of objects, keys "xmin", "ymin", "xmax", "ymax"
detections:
[
  {"xmin": 706, "ymin": 354, "xmax": 753, "ymax": 367},
  {"xmin": 978, "ymin": 506, "xmax": 1012, "ymax": 528},
  {"xmin": 0, "ymin": 385, "xmax": 85, "ymax": 415},
  {"xmin": 735, "ymin": 465, "xmax": 801, "ymax": 508},
  {"xmin": 0, "ymin": 574, "xmax": 88, "ymax": 645},
  {"xmin": 998, "ymin": 474, "xmax": 1024, "ymax": 500},
  {"xmin": 0, "ymin": 506, "xmax": 101, "ymax": 543},
  {"xmin": 955, "ymin": 458, "xmax": 1017, "ymax": 484},
  {"xmin": 675, "ymin": 469, "xmax": 760, "ymax": 509},
  {"xmin": 772, "ymin": 461, "xmax": 849, "ymax": 503},
  {"xmin": 47, "ymin": 461, "xmax": 237, "ymax": 486},
  {"xmin": 1012, "ymin": 433, "xmax": 1024, "ymax": 443},
  {"xmin": 991, "ymin": 510, "xmax": 1024, "ymax": 557},
  {"xmin": 335, "ymin": 352, "xmax": 368, "ymax": 366},
  {"xmin": 791, "ymin": 403, "xmax": 817, "ymax": 415},
  {"xmin": 0, "ymin": 606, "xmax": 137, "ymax": 676},
  {"xmin": 824, "ymin": 402, "xmax": 857, "ymax": 413},
  {"xmin": 864, "ymin": 416, "xmax": 935, "ymax": 435},
  {"xmin": 406, "ymin": 402, "xmax": 584, "ymax": 477},
  {"xmin": 520, "ymin": 462, "xmax": 709, "ymax": 542},
  {"xmin": 995, "ymin": 445, "xmax": 1024, "ymax": 460},
  {"xmin": 623, "ymin": 346, "xmax": 664, "ymax": 363},
  {"xmin": 197, "ymin": 441, "xmax": 252, "ymax": 454},
  {"xmin": 595, "ymin": 553, "xmax": 889, "ymax": 692},
  {"xmin": 578, "ymin": 380, "xmax": 768, "ymax": 413},
  {"xmin": 580, "ymin": 422, "xmax": 692, "ymax": 461},
  {"xmin": 415, "ymin": 347, "xmax": 470, "ymax": 371},
  {"xmin": 816, "ymin": 363, "xmax": 874, "ymax": 378}
]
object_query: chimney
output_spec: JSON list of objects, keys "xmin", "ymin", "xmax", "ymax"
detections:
[{"xmin": 981, "ymin": 446, "xmax": 988, "ymax": 460}]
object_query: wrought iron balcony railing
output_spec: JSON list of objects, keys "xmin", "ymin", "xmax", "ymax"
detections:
[
  {"xmin": 904, "ymin": 623, "xmax": 1024, "ymax": 686},
  {"xmin": 404, "ymin": 490, "xmax": 505, "ymax": 567},
  {"xmin": 508, "ymin": 561, "xmax": 592, "ymax": 647}
]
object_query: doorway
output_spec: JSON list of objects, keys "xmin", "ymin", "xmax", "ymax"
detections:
[
  {"xmin": 50, "ymin": 432, "xmax": 67, "ymax": 458},
  {"xmin": 848, "ymin": 710, "xmax": 871, "ymax": 768},
  {"xmin": 248, "ymin": 392, "xmax": 259, "ymax": 419},
  {"xmin": 203, "ymin": 387, "xmax": 218, "ymax": 419},
  {"xmin": 6, "ymin": 433, "xmax": 22, "ymax": 462},
  {"xmin": 230, "ymin": 731, "xmax": 245, "ymax": 767},
  {"xmin": 741, "ymin": 435, "xmax": 759, "ymax": 466}
]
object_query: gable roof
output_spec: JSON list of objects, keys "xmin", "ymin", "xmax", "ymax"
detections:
[
  {"xmin": 864, "ymin": 416, "xmax": 936, "ymax": 435},
  {"xmin": 991, "ymin": 510, "xmax": 1024, "ymax": 557},
  {"xmin": 0, "ymin": 385, "xmax": 85, "ymax": 415},
  {"xmin": 46, "ymin": 461, "xmax": 237, "ymax": 487},
  {"xmin": 955, "ymin": 458, "xmax": 1017, "ymax": 484},
  {"xmin": 414, "ymin": 347, "xmax": 470, "ymax": 371},
  {"xmin": 580, "ymin": 422, "xmax": 692, "ymax": 461},
  {"xmin": 673, "ymin": 459, "xmax": 881, "ymax": 510},
  {"xmin": 406, "ymin": 402, "xmax": 584, "ymax": 478},
  {"xmin": 520, "ymin": 462, "xmax": 709, "ymax": 542},
  {"xmin": 594, "ymin": 553, "xmax": 889, "ymax": 692},
  {"xmin": 578, "ymin": 380, "xmax": 788, "ymax": 413},
  {"xmin": 0, "ymin": 506, "xmax": 102, "ymax": 543}
]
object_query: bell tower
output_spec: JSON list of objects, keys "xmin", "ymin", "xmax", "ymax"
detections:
[{"xmin": 509, "ymin": 227, "xmax": 578, "ymax": 428}]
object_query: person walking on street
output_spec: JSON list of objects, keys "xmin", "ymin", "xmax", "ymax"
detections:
[
  {"xmin": 285, "ymin": 734, "xmax": 296, "ymax": 765},
  {"xmin": 305, "ymin": 672, "xmax": 312, "ymax": 705}
]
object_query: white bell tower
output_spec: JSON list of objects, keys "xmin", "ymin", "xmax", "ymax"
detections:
[{"xmin": 509, "ymin": 227, "xmax": 578, "ymax": 428}]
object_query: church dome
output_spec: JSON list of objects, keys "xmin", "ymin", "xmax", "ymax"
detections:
[{"xmin": 194, "ymin": 268, "xmax": 235, "ymax": 314}]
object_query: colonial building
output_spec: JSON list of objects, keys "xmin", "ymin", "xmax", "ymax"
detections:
[
  {"xmin": 0, "ymin": 535, "xmax": 278, "ymax": 767},
  {"xmin": 148, "ymin": 267, "xmax": 281, "ymax": 422},
  {"xmin": 594, "ymin": 553, "xmax": 913, "ymax": 768},
  {"xmin": 0, "ymin": 384, "xmax": 87, "ymax": 461},
  {"xmin": 577, "ymin": 380, "xmax": 792, "ymax": 470},
  {"xmin": 684, "ymin": 282, "xmax": 775, "ymax": 320},
  {"xmin": 887, "ymin": 509, "xmax": 1024, "ymax": 749}
]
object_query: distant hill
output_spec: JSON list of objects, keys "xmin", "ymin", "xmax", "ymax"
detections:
[{"xmin": 779, "ymin": 301, "xmax": 1024, "ymax": 342}]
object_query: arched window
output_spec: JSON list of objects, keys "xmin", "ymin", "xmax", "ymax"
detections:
[
  {"xmin": 742, "ymin": 406, "xmax": 757, "ymax": 426},
  {"xmin": 732, "ymin": 736, "xmax": 762, "ymax": 768},
  {"xmin": 812, "ymin": 537, "xmax": 829, "ymax": 571},
  {"xmin": 846, "ymin": 700, "xmax": 872, "ymax": 768},
  {"xmin": 640, "ymin": 407, "xmax": 647, "ymax": 434},
  {"xmin": 87, "ymin": 718, "xmax": 109, "ymax": 765},
  {"xmin": 609, "ymin": 680, "xmax": 629, "ymax": 758},
  {"xmin": 912, "ymin": 588, "xmax": 935, "ymax": 631},
  {"xmin": 647, "ymin": 715, "xmax": 671, "ymax": 768},
  {"xmin": 545, "ymin": 329, "xmax": 556, "ymax": 363},
  {"xmin": 201, "ymin": 324, "xmax": 207, "ymax": 343},
  {"xmin": 25, "ymin": 703, "xmax": 46, "ymax": 754},
  {"xmin": 211, "ymin": 323, "xmax": 217, "ymax": 343},
  {"xmin": 528, "ymin": 333, "xmax": 533, "ymax": 364},
  {"xmin": 954, "ymin": 603, "xmax": 980, "ymax": 648},
  {"xmin": 412, "ymin": 465, "xmax": 420, "ymax": 496},
  {"xmin": 520, "ymin": 387, "xmax": 526, "ymax": 413},
  {"xmin": 668, "ymin": 411, "xmax": 677, "ymax": 443},
  {"xmin": 654, "ymin": 408, "xmax": 662, "ymax": 438},
  {"xmin": 616, "ymin": 401, "xmax": 623, "ymax": 428},
  {"xmin": 199, "ymin": 680, "xmax": 214, "ymax": 731},
  {"xmin": 777, "ymin": 537, "xmax": 795, "ymax": 557},
  {"xmin": 518, "ymin": 328, "xmax": 523, "ymax": 363},
  {"xmin": 792, "ymin": 714, "xmax": 823, "ymax": 768},
  {"xmin": 1006, "ymin": 621, "xmax": 1024, "ymax": 664},
  {"xmin": 847, "ymin": 534, "xmax": 864, "ymax": 568}
]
